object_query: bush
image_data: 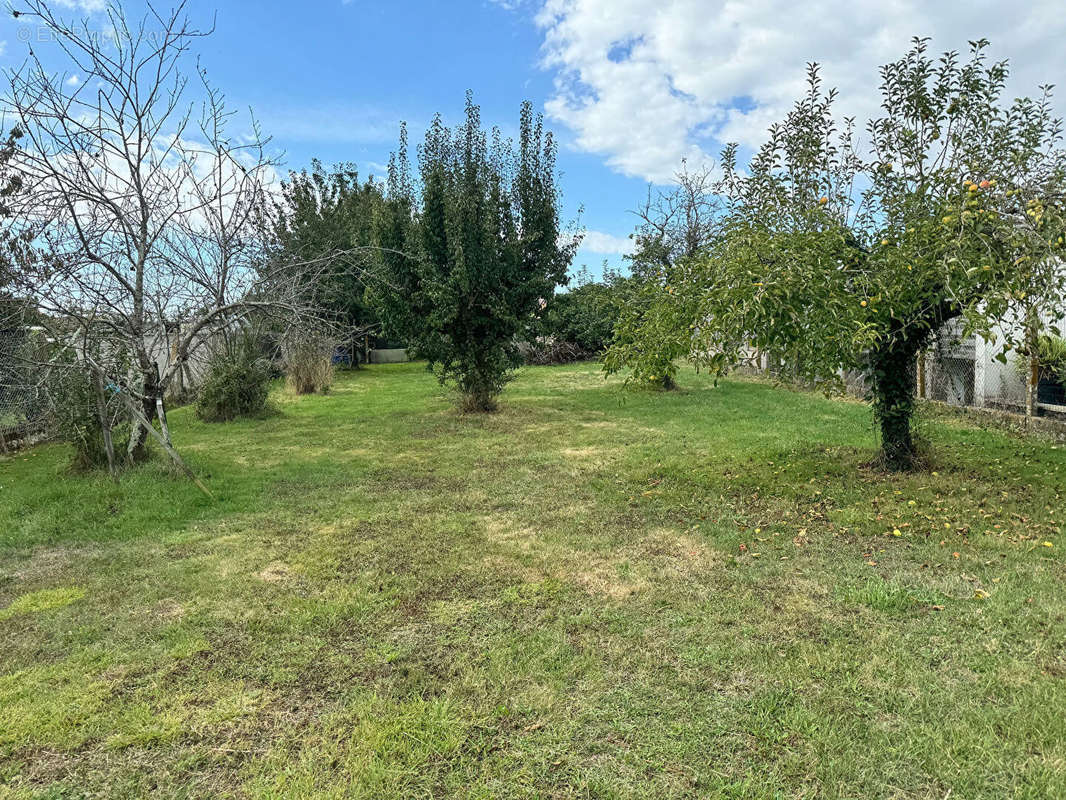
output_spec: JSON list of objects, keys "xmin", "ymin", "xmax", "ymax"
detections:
[
  {"xmin": 196, "ymin": 337, "xmax": 273, "ymax": 422},
  {"xmin": 282, "ymin": 331, "xmax": 335, "ymax": 395},
  {"xmin": 48, "ymin": 360, "xmax": 129, "ymax": 471},
  {"xmin": 1036, "ymin": 334, "xmax": 1066, "ymax": 381},
  {"xmin": 537, "ymin": 281, "xmax": 620, "ymax": 358}
]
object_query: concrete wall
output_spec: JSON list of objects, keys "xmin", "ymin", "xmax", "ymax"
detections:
[
  {"xmin": 369, "ymin": 348, "xmax": 408, "ymax": 364},
  {"xmin": 145, "ymin": 324, "xmax": 226, "ymax": 399}
]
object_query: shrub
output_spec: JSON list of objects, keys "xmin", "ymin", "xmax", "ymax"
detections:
[
  {"xmin": 282, "ymin": 331, "xmax": 335, "ymax": 395},
  {"xmin": 48, "ymin": 360, "xmax": 128, "ymax": 471},
  {"xmin": 537, "ymin": 280, "xmax": 621, "ymax": 358},
  {"xmin": 1036, "ymin": 334, "xmax": 1066, "ymax": 381},
  {"xmin": 196, "ymin": 336, "xmax": 273, "ymax": 422}
]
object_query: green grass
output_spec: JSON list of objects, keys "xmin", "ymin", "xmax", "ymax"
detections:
[{"xmin": 1, "ymin": 362, "xmax": 1064, "ymax": 799}]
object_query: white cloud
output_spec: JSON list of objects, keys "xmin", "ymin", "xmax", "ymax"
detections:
[
  {"xmin": 523, "ymin": 0, "xmax": 1066, "ymax": 182},
  {"xmin": 579, "ymin": 229, "xmax": 632, "ymax": 255},
  {"xmin": 65, "ymin": 74, "xmax": 79, "ymax": 86},
  {"xmin": 363, "ymin": 161, "xmax": 390, "ymax": 177},
  {"xmin": 53, "ymin": 0, "xmax": 108, "ymax": 10}
]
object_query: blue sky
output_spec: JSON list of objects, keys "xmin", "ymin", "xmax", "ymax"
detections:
[
  {"xmin": 205, "ymin": 0, "xmax": 644, "ymax": 275},
  {"xmin": 3, "ymin": 0, "xmax": 1065, "ymax": 280},
  {"xmin": 1, "ymin": 0, "xmax": 645, "ymax": 279}
]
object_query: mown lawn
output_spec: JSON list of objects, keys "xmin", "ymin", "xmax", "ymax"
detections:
[{"xmin": 1, "ymin": 362, "xmax": 1064, "ymax": 799}]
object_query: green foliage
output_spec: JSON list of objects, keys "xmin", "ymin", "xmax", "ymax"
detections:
[
  {"xmin": 369, "ymin": 125, "xmax": 421, "ymax": 344},
  {"xmin": 601, "ymin": 268, "xmax": 696, "ymax": 390},
  {"xmin": 0, "ymin": 410, "xmax": 24, "ymax": 429},
  {"xmin": 376, "ymin": 94, "xmax": 576, "ymax": 410},
  {"xmin": 1033, "ymin": 334, "xmax": 1066, "ymax": 381},
  {"xmin": 604, "ymin": 165, "xmax": 722, "ymax": 386},
  {"xmin": 48, "ymin": 358, "xmax": 129, "ymax": 472},
  {"xmin": 0, "ymin": 125, "xmax": 36, "ymax": 312},
  {"xmin": 263, "ymin": 160, "xmax": 385, "ymax": 336},
  {"xmin": 536, "ymin": 270, "xmax": 622, "ymax": 360},
  {"xmin": 195, "ymin": 335, "xmax": 273, "ymax": 422},
  {"xmin": 618, "ymin": 38, "xmax": 1066, "ymax": 468}
]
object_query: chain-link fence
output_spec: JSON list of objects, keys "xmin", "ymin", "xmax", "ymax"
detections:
[
  {"xmin": 921, "ymin": 317, "xmax": 1065, "ymax": 420},
  {"xmin": 0, "ymin": 328, "xmax": 50, "ymax": 452},
  {"xmin": 0, "ymin": 322, "xmax": 261, "ymax": 454},
  {"xmin": 923, "ymin": 318, "xmax": 980, "ymax": 408},
  {"xmin": 737, "ymin": 314, "xmax": 1066, "ymax": 428}
]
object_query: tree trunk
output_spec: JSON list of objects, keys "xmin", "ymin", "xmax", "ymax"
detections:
[
  {"xmin": 462, "ymin": 388, "xmax": 498, "ymax": 413},
  {"xmin": 1025, "ymin": 321, "xmax": 1039, "ymax": 419},
  {"xmin": 869, "ymin": 342, "xmax": 920, "ymax": 471},
  {"xmin": 126, "ymin": 367, "xmax": 158, "ymax": 464},
  {"xmin": 122, "ymin": 394, "xmax": 213, "ymax": 499}
]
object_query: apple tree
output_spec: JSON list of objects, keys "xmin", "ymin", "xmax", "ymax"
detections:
[
  {"xmin": 603, "ymin": 164, "xmax": 722, "ymax": 389},
  {"xmin": 684, "ymin": 39, "xmax": 1066, "ymax": 469}
]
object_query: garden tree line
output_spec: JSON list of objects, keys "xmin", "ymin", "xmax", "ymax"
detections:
[
  {"xmin": 261, "ymin": 159, "xmax": 386, "ymax": 344},
  {"xmin": 604, "ymin": 163, "xmax": 724, "ymax": 388},
  {"xmin": 272, "ymin": 95, "xmax": 582, "ymax": 411},
  {"xmin": 7, "ymin": 1, "xmax": 1060, "ymax": 479},
  {"xmin": 606, "ymin": 38, "xmax": 1066, "ymax": 470},
  {"xmin": 525, "ymin": 265, "xmax": 624, "ymax": 364},
  {"xmin": 264, "ymin": 140, "xmax": 627, "ymax": 375},
  {"xmin": 0, "ymin": 0, "xmax": 585, "ymax": 481},
  {"xmin": 528, "ymin": 167, "xmax": 726, "ymax": 373},
  {"xmin": 0, "ymin": 0, "xmax": 338, "ymax": 479}
]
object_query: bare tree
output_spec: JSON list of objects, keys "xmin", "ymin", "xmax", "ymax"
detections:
[
  {"xmin": 628, "ymin": 160, "xmax": 723, "ymax": 278},
  {"xmin": 2, "ymin": 0, "xmax": 324, "ymax": 474}
]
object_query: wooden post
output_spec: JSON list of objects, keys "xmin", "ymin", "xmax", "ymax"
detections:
[
  {"xmin": 1026, "ymin": 353, "xmax": 1039, "ymax": 418},
  {"xmin": 916, "ymin": 351, "xmax": 926, "ymax": 400},
  {"xmin": 153, "ymin": 364, "xmax": 172, "ymax": 447},
  {"xmin": 169, "ymin": 323, "xmax": 183, "ymax": 398},
  {"xmin": 1025, "ymin": 321, "xmax": 1039, "ymax": 419}
]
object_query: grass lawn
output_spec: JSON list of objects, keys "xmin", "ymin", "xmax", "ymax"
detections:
[{"xmin": 1, "ymin": 362, "xmax": 1064, "ymax": 799}]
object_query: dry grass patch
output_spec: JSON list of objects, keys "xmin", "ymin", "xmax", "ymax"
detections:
[
  {"xmin": 560, "ymin": 446, "xmax": 611, "ymax": 461},
  {"xmin": 2, "ymin": 363, "xmax": 1065, "ymax": 798},
  {"xmin": 257, "ymin": 562, "xmax": 293, "ymax": 583}
]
